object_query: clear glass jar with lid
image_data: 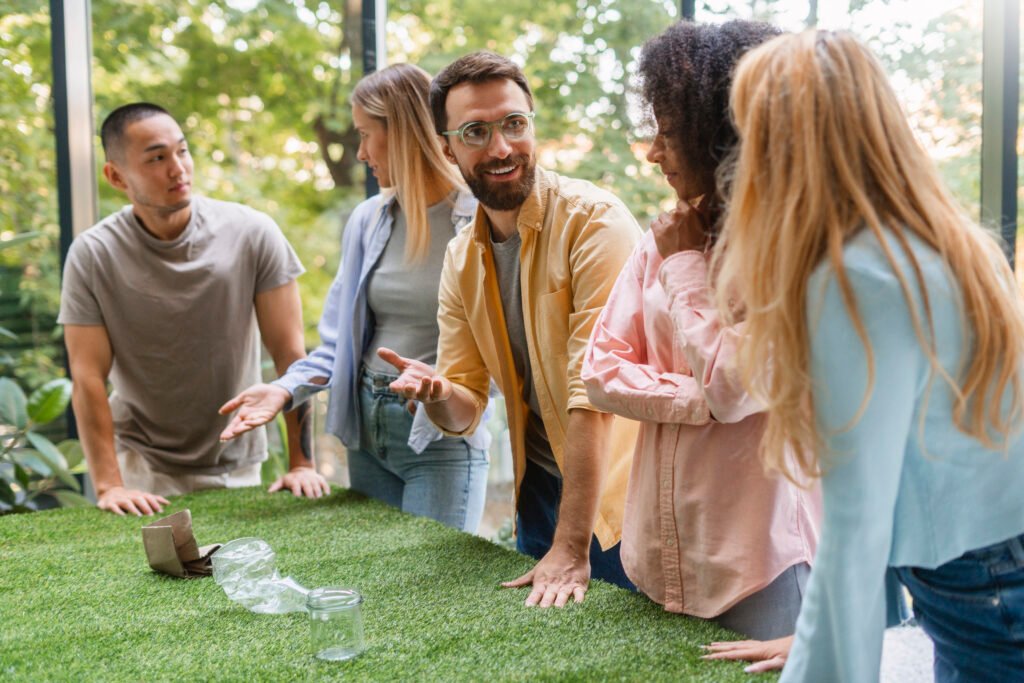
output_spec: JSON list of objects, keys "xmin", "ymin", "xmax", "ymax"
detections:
[{"xmin": 307, "ymin": 587, "xmax": 365, "ymax": 661}]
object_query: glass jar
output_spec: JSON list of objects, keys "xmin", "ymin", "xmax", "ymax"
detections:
[{"xmin": 307, "ymin": 587, "xmax": 365, "ymax": 661}]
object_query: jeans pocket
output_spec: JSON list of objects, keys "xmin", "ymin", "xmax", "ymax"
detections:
[{"xmin": 900, "ymin": 559, "xmax": 996, "ymax": 605}]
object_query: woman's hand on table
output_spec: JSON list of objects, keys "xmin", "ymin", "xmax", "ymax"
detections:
[
  {"xmin": 650, "ymin": 196, "xmax": 714, "ymax": 259},
  {"xmin": 700, "ymin": 635, "xmax": 792, "ymax": 673},
  {"xmin": 269, "ymin": 466, "xmax": 331, "ymax": 498},
  {"xmin": 97, "ymin": 485, "xmax": 170, "ymax": 517},
  {"xmin": 218, "ymin": 383, "xmax": 291, "ymax": 440}
]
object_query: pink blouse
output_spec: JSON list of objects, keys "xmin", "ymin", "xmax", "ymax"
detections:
[{"xmin": 582, "ymin": 232, "xmax": 820, "ymax": 618}]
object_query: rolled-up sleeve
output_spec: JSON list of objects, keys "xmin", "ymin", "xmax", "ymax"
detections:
[{"xmin": 583, "ymin": 245, "xmax": 709, "ymax": 425}]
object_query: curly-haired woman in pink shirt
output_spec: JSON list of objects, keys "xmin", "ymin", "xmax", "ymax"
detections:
[{"xmin": 582, "ymin": 20, "xmax": 820, "ymax": 643}]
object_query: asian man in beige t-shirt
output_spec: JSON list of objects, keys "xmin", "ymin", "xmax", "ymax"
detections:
[{"xmin": 59, "ymin": 102, "xmax": 329, "ymax": 516}]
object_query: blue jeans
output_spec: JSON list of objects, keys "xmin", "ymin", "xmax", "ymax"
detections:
[
  {"xmin": 351, "ymin": 367, "xmax": 489, "ymax": 533},
  {"xmin": 515, "ymin": 458, "xmax": 635, "ymax": 590},
  {"xmin": 895, "ymin": 532, "xmax": 1024, "ymax": 683}
]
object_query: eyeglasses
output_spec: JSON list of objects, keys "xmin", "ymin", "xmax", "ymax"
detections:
[{"xmin": 441, "ymin": 111, "xmax": 535, "ymax": 149}]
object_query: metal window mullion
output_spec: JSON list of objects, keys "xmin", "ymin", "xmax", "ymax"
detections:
[
  {"xmin": 980, "ymin": 0, "xmax": 1020, "ymax": 265},
  {"xmin": 51, "ymin": 0, "xmax": 98, "ymax": 444},
  {"xmin": 362, "ymin": 0, "xmax": 387, "ymax": 198}
]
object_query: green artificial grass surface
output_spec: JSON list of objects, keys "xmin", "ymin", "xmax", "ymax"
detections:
[{"xmin": 0, "ymin": 487, "xmax": 774, "ymax": 682}]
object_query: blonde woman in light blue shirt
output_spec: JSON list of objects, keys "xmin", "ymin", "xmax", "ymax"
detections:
[
  {"xmin": 701, "ymin": 30, "xmax": 1024, "ymax": 682},
  {"xmin": 220, "ymin": 64, "xmax": 490, "ymax": 532}
]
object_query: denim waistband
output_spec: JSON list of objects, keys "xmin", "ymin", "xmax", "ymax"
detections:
[
  {"xmin": 360, "ymin": 365, "xmax": 400, "ymax": 394},
  {"xmin": 964, "ymin": 531, "xmax": 1024, "ymax": 572}
]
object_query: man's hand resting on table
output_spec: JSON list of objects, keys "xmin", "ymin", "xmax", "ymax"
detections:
[
  {"xmin": 98, "ymin": 485, "xmax": 169, "ymax": 517},
  {"xmin": 501, "ymin": 542, "xmax": 591, "ymax": 608}
]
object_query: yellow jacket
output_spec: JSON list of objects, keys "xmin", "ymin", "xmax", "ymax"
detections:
[{"xmin": 435, "ymin": 166, "xmax": 641, "ymax": 549}]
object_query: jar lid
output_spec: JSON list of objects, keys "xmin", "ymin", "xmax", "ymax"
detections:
[{"xmin": 306, "ymin": 587, "xmax": 363, "ymax": 611}]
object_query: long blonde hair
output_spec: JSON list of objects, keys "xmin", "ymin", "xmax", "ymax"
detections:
[
  {"xmin": 352, "ymin": 64, "xmax": 466, "ymax": 263},
  {"xmin": 713, "ymin": 30, "xmax": 1024, "ymax": 482}
]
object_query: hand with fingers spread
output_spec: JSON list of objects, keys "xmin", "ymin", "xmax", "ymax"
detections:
[
  {"xmin": 501, "ymin": 543, "xmax": 591, "ymax": 608},
  {"xmin": 97, "ymin": 485, "xmax": 170, "ymax": 517},
  {"xmin": 700, "ymin": 635, "xmax": 792, "ymax": 673},
  {"xmin": 650, "ymin": 195, "xmax": 715, "ymax": 259},
  {"xmin": 376, "ymin": 347, "xmax": 453, "ymax": 404},
  {"xmin": 268, "ymin": 465, "xmax": 332, "ymax": 499},
  {"xmin": 218, "ymin": 383, "xmax": 291, "ymax": 441}
]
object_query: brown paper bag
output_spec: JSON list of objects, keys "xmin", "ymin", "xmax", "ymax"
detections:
[{"xmin": 142, "ymin": 509, "xmax": 221, "ymax": 578}]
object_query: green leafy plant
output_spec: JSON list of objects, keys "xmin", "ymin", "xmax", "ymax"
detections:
[
  {"xmin": 0, "ymin": 231, "xmax": 41, "ymax": 342},
  {"xmin": 0, "ymin": 376, "xmax": 90, "ymax": 513}
]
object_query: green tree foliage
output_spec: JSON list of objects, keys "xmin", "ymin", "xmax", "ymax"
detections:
[
  {"xmin": 0, "ymin": 6, "xmax": 64, "ymax": 390},
  {"xmin": 0, "ymin": 0, "xmax": 1011, "ymax": 362},
  {"xmin": 90, "ymin": 0, "xmax": 368, "ymax": 341},
  {"xmin": 387, "ymin": 0, "xmax": 680, "ymax": 223}
]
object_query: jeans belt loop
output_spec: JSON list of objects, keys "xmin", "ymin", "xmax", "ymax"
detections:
[{"xmin": 1006, "ymin": 533, "xmax": 1024, "ymax": 566}]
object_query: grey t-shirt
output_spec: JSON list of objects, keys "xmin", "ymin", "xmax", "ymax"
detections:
[
  {"xmin": 489, "ymin": 230, "xmax": 561, "ymax": 478},
  {"xmin": 58, "ymin": 196, "xmax": 304, "ymax": 475},
  {"xmin": 363, "ymin": 198, "xmax": 454, "ymax": 373}
]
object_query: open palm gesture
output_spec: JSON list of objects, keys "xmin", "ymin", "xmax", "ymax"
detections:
[{"xmin": 218, "ymin": 383, "xmax": 291, "ymax": 440}]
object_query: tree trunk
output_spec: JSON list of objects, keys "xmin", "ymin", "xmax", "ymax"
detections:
[{"xmin": 314, "ymin": 0, "xmax": 365, "ymax": 189}]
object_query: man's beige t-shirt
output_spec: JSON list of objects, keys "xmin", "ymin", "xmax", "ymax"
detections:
[{"xmin": 58, "ymin": 196, "xmax": 304, "ymax": 475}]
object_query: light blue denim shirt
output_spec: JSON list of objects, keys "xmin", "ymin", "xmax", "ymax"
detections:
[
  {"xmin": 781, "ymin": 228, "xmax": 1024, "ymax": 683},
  {"xmin": 273, "ymin": 189, "xmax": 492, "ymax": 454}
]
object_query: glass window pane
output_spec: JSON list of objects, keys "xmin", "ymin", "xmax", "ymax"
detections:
[{"xmin": 0, "ymin": 4, "xmax": 66, "ymax": 417}]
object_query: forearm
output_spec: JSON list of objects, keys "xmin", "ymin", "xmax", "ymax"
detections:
[
  {"xmin": 72, "ymin": 380, "xmax": 121, "ymax": 496},
  {"xmin": 552, "ymin": 409, "xmax": 611, "ymax": 554},
  {"xmin": 270, "ymin": 348, "xmax": 313, "ymax": 470},
  {"xmin": 284, "ymin": 401, "xmax": 314, "ymax": 469},
  {"xmin": 423, "ymin": 384, "xmax": 481, "ymax": 435},
  {"xmin": 583, "ymin": 364, "xmax": 710, "ymax": 425}
]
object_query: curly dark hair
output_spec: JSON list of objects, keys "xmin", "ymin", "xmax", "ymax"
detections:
[{"xmin": 638, "ymin": 20, "xmax": 781, "ymax": 195}]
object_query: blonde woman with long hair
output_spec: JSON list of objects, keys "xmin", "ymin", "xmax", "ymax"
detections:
[
  {"xmin": 702, "ymin": 30, "xmax": 1024, "ymax": 681},
  {"xmin": 220, "ymin": 64, "xmax": 490, "ymax": 531}
]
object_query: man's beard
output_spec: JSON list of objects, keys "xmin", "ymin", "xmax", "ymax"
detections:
[{"xmin": 462, "ymin": 153, "xmax": 536, "ymax": 211}]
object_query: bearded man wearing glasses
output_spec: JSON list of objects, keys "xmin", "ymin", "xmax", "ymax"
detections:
[{"xmin": 378, "ymin": 51, "xmax": 641, "ymax": 608}]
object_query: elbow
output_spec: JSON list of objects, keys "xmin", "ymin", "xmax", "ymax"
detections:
[
  {"xmin": 706, "ymin": 405, "xmax": 757, "ymax": 425},
  {"xmin": 700, "ymin": 372, "xmax": 763, "ymax": 424},
  {"xmin": 70, "ymin": 375, "xmax": 107, "ymax": 409},
  {"xmin": 270, "ymin": 344, "xmax": 307, "ymax": 374},
  {"xmin": 703, "ymin": 392, "xmax": 763, "ymax": 424}
]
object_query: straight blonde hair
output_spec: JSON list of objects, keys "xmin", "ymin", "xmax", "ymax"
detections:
[
  {"xmin": 713, "ymin": 30, "xmax": 1024, "ymax": 483},
  {"xmin": 352, "ymin": 64, "xmax": 466, "ymax": 263}
]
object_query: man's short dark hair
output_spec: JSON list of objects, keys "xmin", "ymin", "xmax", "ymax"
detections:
[
  {"xmin": 638, "ymin": 20, "xmax": 781, "ymax": 190},
  {"xmin": 429, "ymin": 52, "xmax": 534, "ymax": 134},
  {"xmin": 100, "ymin": 102, "xmax": 173, "ymax": 161}
]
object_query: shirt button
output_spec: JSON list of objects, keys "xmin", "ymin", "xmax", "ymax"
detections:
[
  {"xmin": 661, "ymin": 478, "xmax": 672, "ymax": 490},
  {"xmin": 992, "ymin": 597, "xmax": 1001, "ymax": 606},
  {"xmin": 664, "ymin": 536, "xmax": 676, "ymax": 548}
]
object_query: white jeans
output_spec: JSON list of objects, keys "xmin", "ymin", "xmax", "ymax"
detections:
[{"xmin": 117, "ymin": 448, "xmax": 262, "ymax": 497}]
